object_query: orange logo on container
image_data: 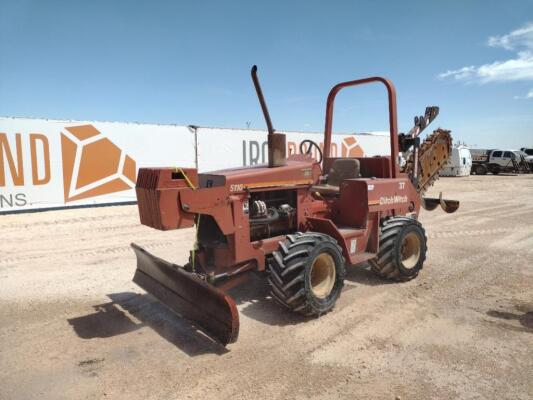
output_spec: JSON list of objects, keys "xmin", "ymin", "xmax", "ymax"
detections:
[
  {"xmin": 61, "ymin": 125, "xmax": 136, "ymax": 203},
  {"xmin": 341, "ymin": 136, "xmax": 364, "ymax": 157}
]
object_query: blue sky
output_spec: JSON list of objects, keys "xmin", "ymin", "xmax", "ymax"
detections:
[{"xmin": 0, "ymin": 0, "xmax": 532, "ymax": 148}]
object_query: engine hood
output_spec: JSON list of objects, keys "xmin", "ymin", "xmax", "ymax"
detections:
[{"xmin": 198, "ymin": 159, "xmax": 321, "ymax": 190}]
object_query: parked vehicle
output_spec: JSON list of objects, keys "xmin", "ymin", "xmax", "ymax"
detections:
[
  {"xmin": 520, "ymin": 147, "xmax": 533, "ymax": 156},
  {"xmin": 471, "ymin": 149, "xmax": 530, "ymax": 175},
  {"xmin": 440, "ymin": 145, "xmax": 472, "ymax": 176},
  {"xmin": 513, "ymin": 150, "xmax": 532, "ymax": 172},
  {"xmin": 520, "ymin": 148, "xmax": 533, "ymax": 170}
]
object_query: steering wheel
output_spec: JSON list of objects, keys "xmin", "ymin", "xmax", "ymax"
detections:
[{"xmin": 299, "ymin": 139, "xmax": 323, "ymax": 163}]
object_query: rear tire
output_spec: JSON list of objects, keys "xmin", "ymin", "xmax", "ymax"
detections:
[
  {"xmin": 474, "ymin": 164, "xmax": 487, "ymax": 175},
  {"xmin": 370, "ymin": 217, "xmax": 427, "ymax": 281},
  {"xmin": 267, "ymin": 232, "xmax": 345, "ymax": 316}
]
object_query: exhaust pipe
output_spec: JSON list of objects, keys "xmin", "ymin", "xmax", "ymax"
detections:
[{"xmin": 251, "ymin": 65, "xmax": 286, "ymax": 167}]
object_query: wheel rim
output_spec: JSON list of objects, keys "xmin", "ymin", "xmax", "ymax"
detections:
[
  {"xmin": 310, "ymin": 253, "xmax": 336, "ymax": 299},
  {"xmin": 401, "ymin": 232, "xmax": 421, "ymax": 270}
]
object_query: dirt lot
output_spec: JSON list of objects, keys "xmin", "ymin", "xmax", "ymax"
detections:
[{"xmin": 1, "ymin": 174, "xmax": 532, "ymax": 400}]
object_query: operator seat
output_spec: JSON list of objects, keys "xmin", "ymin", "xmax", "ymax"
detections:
[{"xmin": 312, "ymin": 158, "xmax": 360, "ymax": 195}]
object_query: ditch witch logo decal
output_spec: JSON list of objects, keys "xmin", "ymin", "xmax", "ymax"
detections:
[{"xmin": 61, "ymin": 125, "xmax": 136, "ymax": 203}]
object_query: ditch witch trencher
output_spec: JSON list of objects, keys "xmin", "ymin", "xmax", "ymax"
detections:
[{"xmin": 131, "ymin": 66, "xmax": 458, "ymax": 345}]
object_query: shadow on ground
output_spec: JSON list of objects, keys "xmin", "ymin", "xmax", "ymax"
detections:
[
  {"xmin": 67, "ymin": 264, "xmax": 385, "ymax": 355},
  {"xmin": 344, "ymin": 263, "xmax": 389, "ymax": 287},
  {"xmin": 486, "ymin": 307, "xmax": 533, "ymax": 333},
  {"xmin": 234, "ymin": 264, "xmax": 387, "ymax": 324},
  {"xmin": 68, "ymin": 292, "xmax": 228, "ymax": 357},
  {"xmin": 228, "ymin": 272, "xmax": 308, "ymax": 326}
]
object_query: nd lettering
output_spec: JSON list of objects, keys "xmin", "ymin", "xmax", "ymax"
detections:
[{"xmin": 0, "ymin": 133, "xmax": 51, "ymax": 187}]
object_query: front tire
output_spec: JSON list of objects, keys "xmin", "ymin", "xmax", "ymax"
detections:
[
  {"xmin": 267, "ymin": 232, "xmax": 345, "ymax": 316},
  {"xmin": 370, "ymin": 217, "xmax": 427, "ymax": 281}
]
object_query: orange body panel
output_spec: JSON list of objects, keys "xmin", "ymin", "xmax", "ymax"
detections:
[
  {"xmin": 134, "ymin": 76, "xmax": 422, "ymax": 277},
  {"xmin": 135, "ymin": 155, "xmax": 421, "ymax": 276},
  {"xmin": 129, "ymin": 72, "xmax": 441, "ymax": 345}
]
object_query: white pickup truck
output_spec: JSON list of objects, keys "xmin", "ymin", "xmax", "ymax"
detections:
[
  {"xmin": 470, "ymin": 149, "xmax": 530, "ymax": 175},
  {"xmin": 520, "ymin": 148, "xmax": 533, "ymax": 169}
]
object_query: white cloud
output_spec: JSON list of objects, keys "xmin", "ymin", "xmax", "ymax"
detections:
[
  {"xmin": 513, "ymin": 88, "xmax": 533, "ymax": 99},
  {"xmin": 439, "ymin": 22, "xmax": 533, "ymax": 89},
  {"xmin": 438, "ymin": 66, "xmax": 476, "ymax": 80},
  {"xmin": 439, "ymin": 51, "xmax": 533, "ymax": 83},
  {"xmin": 488, "ymin": 23, "xmax": 533, "ymax": 50}
]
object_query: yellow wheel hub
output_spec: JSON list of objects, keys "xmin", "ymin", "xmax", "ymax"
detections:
[
  {"xmin": 401, "ymin": 232, "xmax": 421, "ymax": 269},
  {"xmin": 310, "ymin": 253, "xmax": 336, "ymax": 299}
]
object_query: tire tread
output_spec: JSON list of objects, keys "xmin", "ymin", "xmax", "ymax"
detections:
[
  {"xmin": 267, "ymin": 232, "xmax": 345, "ymax": 316},
  {"xmin": 370, "ymin": 217, "xmax": 427, "ymax": 281}
]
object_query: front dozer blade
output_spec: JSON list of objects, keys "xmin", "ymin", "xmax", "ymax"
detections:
[
  {"xmin": 421, "ymin": 192, "xmax": 460, "ymax": 213},
  {"xmin": 131, "ymin": 243, "xmax": 239, "ymax": 345}
]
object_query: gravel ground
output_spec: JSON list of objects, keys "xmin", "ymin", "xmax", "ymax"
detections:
[{"xmin": 1, "ymin": 174, "xmax": 532, "ymax": 400}]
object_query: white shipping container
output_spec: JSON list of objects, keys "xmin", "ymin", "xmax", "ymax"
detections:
[
  {"xmin": 195, "ymin": 127, "xmax": 390, "ymax": 171},
  {"xmin": 0, "ymin": 117, "xmax": 390, "ymax": 213},
  {"xmin": 0, "ymin": 117, "xmax": 195, "ymax": 212}
]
